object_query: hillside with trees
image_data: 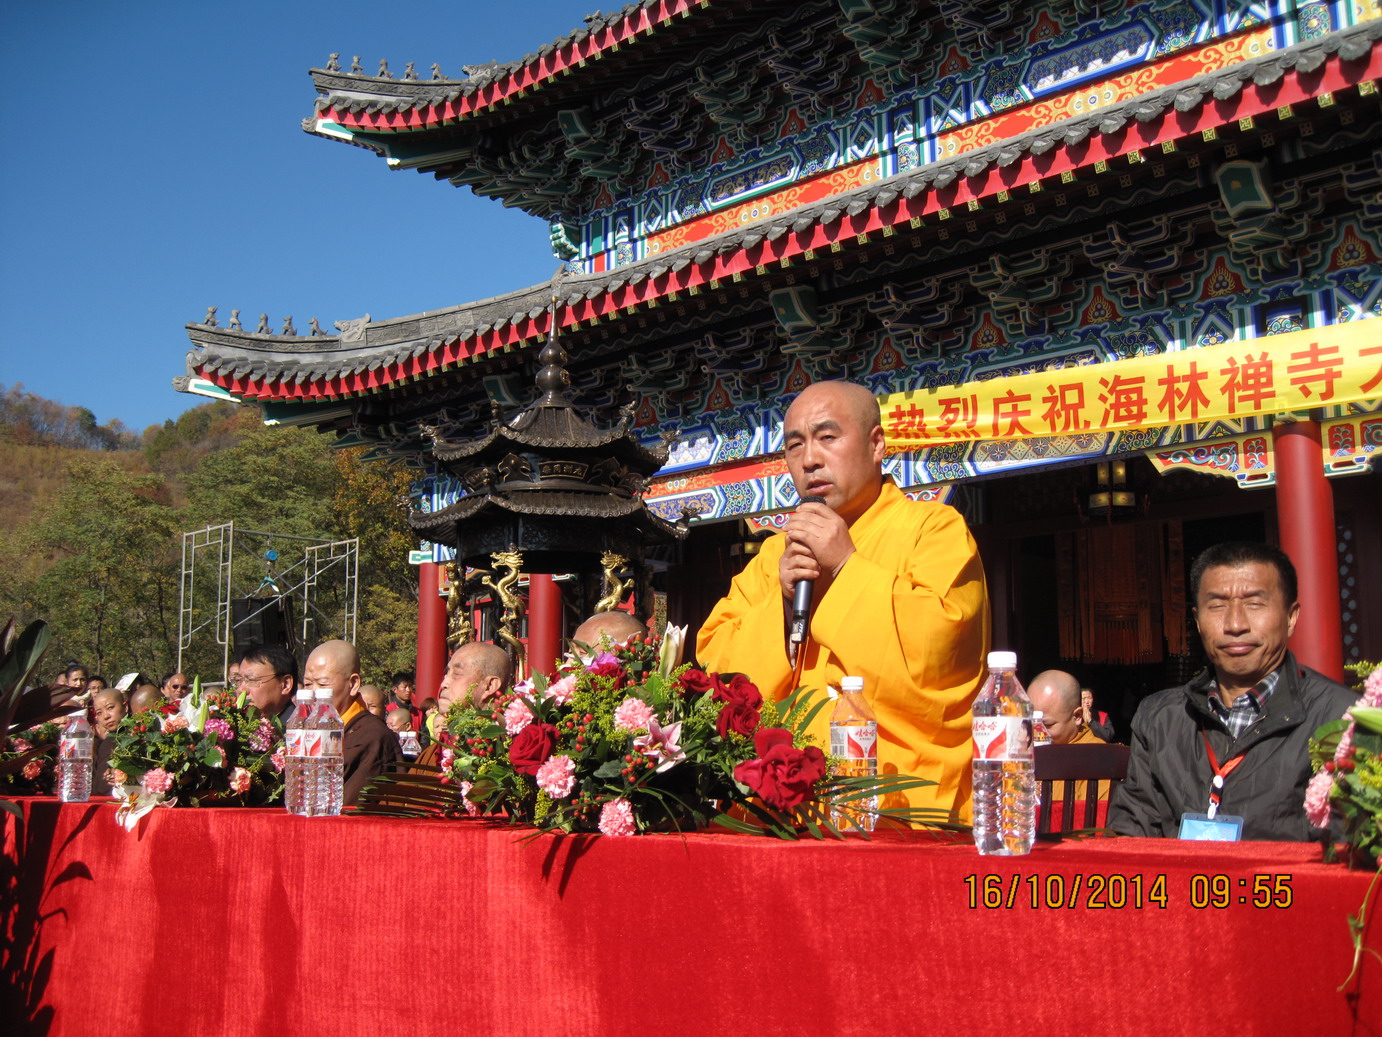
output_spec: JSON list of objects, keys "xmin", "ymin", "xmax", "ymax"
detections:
[{"xmin": 0, "ymin": 391, "xmax": 419, "ymax": 686}]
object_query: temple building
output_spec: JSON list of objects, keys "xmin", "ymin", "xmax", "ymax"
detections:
[{"xmin": 178, "ymin": 0, "xmax": 1382, "ymax": 725}]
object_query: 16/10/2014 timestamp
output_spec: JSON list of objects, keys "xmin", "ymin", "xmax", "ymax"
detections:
[{"xmin": 963, "ymin": 873, "xmax": 1294, "ymax": 910}]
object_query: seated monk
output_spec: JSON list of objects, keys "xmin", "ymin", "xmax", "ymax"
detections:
[
  {"xmin": 301, "ymin": 639, "xmax": 401, "ymax": 805},
  {"xmin": 1028, "ymin": 669, "xmax": 1109, "ymax": 809},
  {"xmin": 91, "ymin": 688, "xmax": 129, "ymax": 795},
  {"xmin": 697, "ymin": 380, "xmax": 990, "ymax": 821},
  {"xmin": 409, "ymin": 642, "xmax": 514, "ymax": 772}
]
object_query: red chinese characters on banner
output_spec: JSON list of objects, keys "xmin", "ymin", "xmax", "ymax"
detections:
[
  {"xmin": 1363, "ymin": 343, "xmax": 1382, "ymax": 395},
  {"xmin": 1220, "ymin": 352, "xmax": 1275, "ymax": 414},
  {"xmin": 990, "ymin": 389, "xmax": 1034, "ymax": 437},
  {"xmin": 1287, "ymin": 340, "xmax": 1344, "ymax": 401},
  {"xmin": 1097, "ymin": 373, "xmax": 1148, "ymax": 426},
  {"xmin": 877, "ymin": 323, "xmax": 1380, "ymax": 446},
  {"xmin": 1041, "ymin": 381, "xmax": 1089, "ymax": 433},
  {"xmin": 1156, "ymin": 361, "xmax": 1211, "ymax": 422},
  {"xmin": 938, "ymin": 394, "xmax": 981, "ymax": 438},
  {"xmin": 888, "ymin": 401, "xmax": 927, "ymax": 440}
]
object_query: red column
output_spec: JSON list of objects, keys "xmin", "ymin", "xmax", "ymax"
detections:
[
  {"xmin": 416, "ymin": 561, "xmax": 448, "ymax": 699},
  {"xmin": 528, "ymin": 573, "xmax": 562, "ymax": 680},
  {"xmin": 1272, "ymin": 420, "xmax": 1344, "ymax": 681}
]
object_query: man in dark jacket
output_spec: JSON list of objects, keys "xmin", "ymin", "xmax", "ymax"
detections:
[{"xmin": 1109, "ymin": 542, "xmax": 1357, "ymax": 841}]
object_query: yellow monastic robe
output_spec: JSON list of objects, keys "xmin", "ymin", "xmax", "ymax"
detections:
[{"xmin": 697, "ymin": 480, "xmax": 990, "ymax": 820}]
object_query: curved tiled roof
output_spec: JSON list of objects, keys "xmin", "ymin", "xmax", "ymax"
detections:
[
  {"xmin": 181, "ymin": 21, "xmax": 1382, "ymax": 404},
  {"xmin": 310, "ymin": 0, "xmax": 710, "ymax": 129}
]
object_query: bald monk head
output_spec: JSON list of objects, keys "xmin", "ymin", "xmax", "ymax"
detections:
[
  {"xmin": 302, "ymin": 639, "xmax": 363, "ymax": 715},
  {"xmin": 130, "ymin": 684, "xmax": 161, "ymax": 713},
  {"xmin": 360, "ymin": 684, "xmax": 387, "ymax": 717},
  {"xmin": 782, "ymin": 380, "xmax": 886, "ymax": 525},
  {"xmin": 571, "ymin": 611, "xmax": 645, "ymax": 652},
  {"xmin": 438, "ymin": 641, "xmax": 513, "ymax": 713},
  {"xmin": 1027, "ymin": 669, "xmax": 1084, "ymax": 745}
]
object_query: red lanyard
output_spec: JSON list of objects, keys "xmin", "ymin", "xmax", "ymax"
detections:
[{"xmin": 1200, "ymin": 731, "xmax": 1246, "ymax": 819}]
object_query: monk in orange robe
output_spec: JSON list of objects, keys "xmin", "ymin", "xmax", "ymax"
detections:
[{"xmin": 697, "ymin": 381, "xmax": 990, "ymax": 821}]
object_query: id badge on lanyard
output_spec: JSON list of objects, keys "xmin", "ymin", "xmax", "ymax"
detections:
[{"xmin": 1178, "ymin": 730, "xmax": 1245, "ymax": 841}]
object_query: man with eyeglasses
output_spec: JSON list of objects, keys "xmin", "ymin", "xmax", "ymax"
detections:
[{"xmin": 235, "ymin": 643, "xmax": 299, "ymax": 726}]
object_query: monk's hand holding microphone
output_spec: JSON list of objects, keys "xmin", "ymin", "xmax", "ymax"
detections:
[{"xmin": 781, "ymin": 495, "xmax": 857, "ymax": 663}]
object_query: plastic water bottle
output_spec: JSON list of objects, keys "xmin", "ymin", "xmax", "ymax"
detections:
[
  {"xmin": 314, "ymin": 689, "xmax": 344, "ymax": 816},
  {"xmin": 830, "ymin": 676, "xmax": 878, "ymax": 832},
  {"xmin": 1032, "ymin": 711, "xmax": 1053, "ymax": 747},
  {"xmin": 58, "ymin": 711, "xmax": 93, "ymax": 803},
  {"xmin": 284, "ymin": 688, "xmax": 315, "ymax": 816},
  {"xmin": 972, "ymin": 651, "xmax": 1036, "ymax": 856}
]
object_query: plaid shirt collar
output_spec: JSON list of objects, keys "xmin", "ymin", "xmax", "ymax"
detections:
[{"xmin": 1207, "ymin": 667, "xmax": 1282, "ymax": 738}]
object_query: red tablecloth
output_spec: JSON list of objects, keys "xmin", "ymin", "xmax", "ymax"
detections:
[{"xmin": 3, "ymin": 798, "xmax": 1379, "ymax": 1037}]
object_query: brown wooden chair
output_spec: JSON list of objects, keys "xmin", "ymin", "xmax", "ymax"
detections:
[{"xmin": 1034, "ymin": 743, "xmax": 1131, "ymax": 834}]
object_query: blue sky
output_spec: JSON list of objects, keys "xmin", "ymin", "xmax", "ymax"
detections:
[{"xmin": 0, "ymin": 0, "xmax": 602, "ymax": 434}]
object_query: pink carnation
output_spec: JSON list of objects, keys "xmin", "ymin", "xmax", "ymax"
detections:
[
  {"xmin": 598, "ymin": 798, "xmax": 636, "ymax": 837},
  {"xmin": 536, "ymin": 754, "xmax": 577, "ymax": 799},
  {"xmin": 586, "ymin": 652, "xmax": 624, "ymax": 679},
  {"xmin": 546, "ymin": 675, "xmax": 577, "ymax": 706},
  {"xmin": 1334, "ymin": 725, "xmax": 1355, "ymax": 764},
  {"xmin": 503, "ymin": 697, "xmax": 534, "ymax": 736},
  {"xmin": 162, "ymin": 716, "xmax": 189, "ymax": 734},
  {"xmin": 1304, "ymin": 769, "xmax": 1335, "ymax": 828},
  {"xmin": 249, "ymin": 719, "xmax": 275, "ymax": 753},
  {"xmin": 459, "ymin": 780, "xmax": 480, "ymax": 817},
  {"xmin": 440, "ymin": 747, "xmax": 455, "ymax": 770},
  {"xmin": 21, "ymin": 761, "xmax": 42, "ymax": 781},
  {"xmin": 204, "ymin": 717, "xmax": 234, "ymax": 742},
  {"xmin": 12, "ymin": 738, "xmax": 32, "ymax": 753},
  {"xmin": 613, "ymin": 697, "xmax": 657, "ymax": 732},
  {"xmin": 1364, "ymin": 668, "xmax": 1382, "ymax": 707},
  {"xmin": 270, "ymin": 751, "xmax": 285, "ymax": 773},
  {"xmin": 228, "ymin": 767, "xmax": 252, "ymax": 795},
  {"xmin": 142, "ymin": 768, "xmax": 174, "ymax": 795}
]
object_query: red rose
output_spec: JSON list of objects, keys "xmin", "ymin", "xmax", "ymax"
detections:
[
  {"xmin": 712, "ymin": 673, "xmax": 763, "ymax": 710},
  {"xmin": 733, "ymin": 728, "xmax": 826, "ymax": 811},
  {"xmin": 677, "ymin": 668, "xmax": 716, "ymax": 697},
  {"xmin": 508, "ymin": 723, "xmax": 558, "ymax": 776},
  {"xmin": 716, "ymin": 701, "xmax": 760, "ymax": 738}
]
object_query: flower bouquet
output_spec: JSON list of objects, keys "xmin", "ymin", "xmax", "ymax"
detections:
[
  {"xmin": 1306, "ymin": 665, "xmax": 1382, "ymax": 868},
  {"xmin": 357, "ymin": 629, "xmax": 965, "ymax": 839},
  {"xmin": 0, "ymin": 722, "xmax": 60, "ymax": 795},
  {"xmin": 107, "ymin": 679, "xmax": 285, "ymax": 813}
]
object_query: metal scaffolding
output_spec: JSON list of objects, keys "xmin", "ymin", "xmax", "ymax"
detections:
[{"xmin": 177, "ymin": 521, "xmax": 359, "ymax": 678}]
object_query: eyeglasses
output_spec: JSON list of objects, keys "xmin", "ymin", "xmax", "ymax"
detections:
[{"xmin": 237, "ymin": 673, "xmax": 284, "ymax": 687}]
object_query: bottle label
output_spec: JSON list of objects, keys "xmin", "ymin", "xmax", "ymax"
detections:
[
  {"xmin": 301, "ymin": 730, "xmax": 322, "ymax": 758},
  {"xmin": 972, "ymin": 716, "xmax": 1034, "ymax": 762},
  {"xmin": 285, "ymin": 730, "xmax": 304, "ymax": 757},
  {"xmin": 830, "ymin": 722, "xmax": 877, "ymax": 760},
  {"xmin": 59, "ymin": 736, "xmax": 92, "ymax": 761},
  {"xmin": 321, "ymin": 730, "xmax": 343, "ymax": 759}
]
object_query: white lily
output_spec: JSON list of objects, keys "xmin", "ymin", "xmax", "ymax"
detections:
[
  {"xmin": 177, "ymin": 680, "xmax": 211, "ymax": 734},
  {"xmin": 112, "ymin": 785, "xmax": 176, "ymax": 832},
  {"xmin": 658, "ymin": 623, "xmax": 688, "ymax": 678}
]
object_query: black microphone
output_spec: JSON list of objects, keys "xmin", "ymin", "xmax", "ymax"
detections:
[{"xmin": 789, "ymin": 495, "xmax": 827, "ymax": 652}]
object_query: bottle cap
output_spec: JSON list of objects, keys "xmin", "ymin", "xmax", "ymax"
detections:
[
  {"xmin": 1033, "ymin": 710, "xmax": 1044, "ymax": 720},
  {"xmin": 841, "ymin": 676, "xmax": 864, "ymax": 693},
  {"xmin": 314, "ymin": 688, "xmax": 333, "ymax": 701},
  {"xmin": 987, "ymin": 650, "xmax": 1017, "ymax": 669}
]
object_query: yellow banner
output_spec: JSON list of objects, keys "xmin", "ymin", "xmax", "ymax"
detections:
[{"xmin": 879, "ymin": 319, "xmax": 1382, "ymax": 447}]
